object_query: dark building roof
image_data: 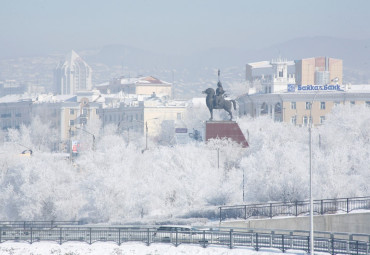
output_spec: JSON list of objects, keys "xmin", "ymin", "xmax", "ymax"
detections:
[{"xmin": 205, "ymin": 121, "xmax": 248, "ymax": 148}]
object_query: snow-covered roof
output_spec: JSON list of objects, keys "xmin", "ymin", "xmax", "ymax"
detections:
[
  {"xmin": 247, "ymin": 61, "xmax": 271, "ymax": 68},
  {"xmin": 34, "ymin": 94, "xmax": 77, "ymax": 103},
  {"xmin": 118, "ymin": 76, "xmax": 171, "ymax": 85},
  {"xmin": 247, "ymin": 60, "xmax": 295, "ymax": 68},
  {"xmin": 0, "ymin": 94, "xmax": 33, "ymax": 103},
  {"xmin": 346, "ymin": 84, "xmax": 370, "ymax": 92}
]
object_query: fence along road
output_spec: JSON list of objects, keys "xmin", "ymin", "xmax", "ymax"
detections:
[
  {"xmin": 0, "ymin": 224, "xmax": 369, "ymax": 255},
  {"xmin": 218, "ymin": 196, "xmax": 370, "ymax": 222}
]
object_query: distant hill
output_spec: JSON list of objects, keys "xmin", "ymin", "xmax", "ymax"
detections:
[
  {"xmin": 85, "ymin": 36, "xmax": 370, "ymax": 84},
  {"xmin": 0, "ymin": 36, "xmax": 369, "ymax": 99}
]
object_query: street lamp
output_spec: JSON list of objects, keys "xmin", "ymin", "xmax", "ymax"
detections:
[
  {"xmin": 76, "ymin": 127, "xmax": 95, "ymax": 151},
  {"xmin": 308, "ymin": 91, "xmax": 320, "ymax": 255}
]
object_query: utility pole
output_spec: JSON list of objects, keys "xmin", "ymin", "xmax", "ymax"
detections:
[
  {"xmin": 69, "ymin": 127, "xmax": 72, "ymax": 162},
  {"xmin": 217, "ymin": 148, "xmax": 220, "ymax": 169},
  {"xmin": 145, "ymin": 121, "xmax": 148, "ymax": 151}
]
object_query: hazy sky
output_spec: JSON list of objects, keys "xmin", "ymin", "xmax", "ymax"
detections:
[{"xmin": 1, "ymin": 0, "xmax": 370, "ymax": 58}]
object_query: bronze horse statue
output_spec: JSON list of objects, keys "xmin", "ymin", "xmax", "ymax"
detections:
[{"xmin": 202, "ymin": 88, "xmax": 236, "ymax": 121}]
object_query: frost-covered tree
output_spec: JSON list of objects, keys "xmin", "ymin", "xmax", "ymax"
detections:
[{"xmin": 0, "ymin": 104, "xmax": 368, "ymax": 222}]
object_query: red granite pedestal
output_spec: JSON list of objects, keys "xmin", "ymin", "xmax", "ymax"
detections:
[{"xmin": 205, "ymin": 121, "xmax": 248, "ymax": 148}]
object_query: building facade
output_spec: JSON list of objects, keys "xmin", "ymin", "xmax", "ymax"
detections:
[
  {"xmin": 295, "ymin": 57, "xmax": 343, "ymax": 86},
  {"xmin": 99, "ymin": 95, "xmax": 187, "ymax": 137},
  {"xmin": 246, "ymin": 58, "xmax": 295, "ymax": 94},
  {"xmin": 96, "ymin": 76, "xmax": 172, "ymax": 98},
  {"xmin": 238, "ymin": 88, "xmax": 370, "ymax": 126},
  {"xmin": 0, "ymin": 95, "xmax": 33, "ymax": 130}
]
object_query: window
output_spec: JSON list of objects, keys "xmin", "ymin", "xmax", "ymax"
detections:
[
  {"xmin": 320, "ymin": 102, "xmax": 326, "ymax": 110},
  {"xmin": 305, "ymin": 102, "xmax": 311, "ymax": 110},
  {"xmin": 70, "ymin": 109, "xmax": 74, "ymax": 115},
  {"xmin": 15, "ymin": 113, "xmax": 21, "ymax": 117},
  {"xmin": 1, "ymin": 113, "xmax": 11, "ymax": 118},
  {"xmin": 291, "ymin": 102, "xmax": 296, "ymax": 110},
  {"xmin": 69, "ymin": 120, "xmax": 74, "ymax": 126},
  {"xmin": 320, "ymin": 116, "xmax": 325, "ymax": 124},
  {"xmin": 366, "ymin": 101, "xmax": 370, "ymax": 107},
  {"xmin": 82, "ymin": 108, "xmax": 87, "ymax": 115},
  {"xmin": 303, "ymin": 116, "xmax": 308, "ymax": 126},
  {"xmin": 334, "ymin": 101, "xmax": 340, "ymax": 106},
  {"xmin": 177, "ymin": 113, "xmax": 182, "ymax": 120},
  {"xmin": 350, "ymin": 101, "xmax": 355, "ymax": 105},
  {"xmin": 291, "ymin": 115, "xmax": 297, "ymax": 125}
]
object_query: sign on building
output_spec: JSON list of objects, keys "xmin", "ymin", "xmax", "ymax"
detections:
[{"xmin": 175, "ymin": 128, "xmax": 188, "ymax": 144}]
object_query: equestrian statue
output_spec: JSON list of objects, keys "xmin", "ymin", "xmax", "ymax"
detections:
[{"xmin": 202, "ymin": 70, "xmax": 236, "ymax": 121}]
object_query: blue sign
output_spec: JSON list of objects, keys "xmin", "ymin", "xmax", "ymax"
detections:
[
  {"xmin": 287, "ymin": 84, "xmax": 295, "ymax": 92},
  {"xmin": 288, "ymin": 84, "xmax": 343, "ymax": 92},
  {"xmin": 175, "ymin": 128, "xmax": 188, "ymax": 133}
]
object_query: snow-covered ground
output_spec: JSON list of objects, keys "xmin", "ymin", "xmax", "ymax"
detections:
[{"xmin": 0, "ymin": 241, "xmax": 311, "ymax": 255}]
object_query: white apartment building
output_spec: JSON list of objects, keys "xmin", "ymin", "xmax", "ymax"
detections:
[{"xmin": 246, "ymin": 57, "xmax": 295, "ymax": 94}]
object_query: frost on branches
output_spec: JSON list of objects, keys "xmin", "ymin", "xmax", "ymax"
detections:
[{"xmin": 0, "ymin": 105, "xmax": 368, "ymax": 222}]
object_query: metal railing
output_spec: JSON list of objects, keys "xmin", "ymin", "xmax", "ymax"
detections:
[
  {"xmin": 0, "ymin": 226, "xmax": 369, "ymax": 255},
  {"xmin": 0, "ymin": 221, "xmax": 81, "ymax": 230},
  {"xmin": 218, "ymin": 196, "xmax": 370, "ymax": 222}
]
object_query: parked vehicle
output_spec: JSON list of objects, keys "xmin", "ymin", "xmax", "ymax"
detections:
[{"xmin": 154, "ymin": 225, "xmax": 197, "ymax": 243}]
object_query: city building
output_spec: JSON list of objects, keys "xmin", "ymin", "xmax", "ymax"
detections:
[
  {"xmin": 246, "ymin": 58, "xmax": 295, "ymax": 94},
  {"xmin": 295, "ymin": 57, "xmax": 343, "ymax": 86},
  {"xmin": 240, "ymin": 56, "xmax": 353, "ymax": 126},
  {"xmin": 0, "ymin": 80, "xmax": 27, "ymax": 96},
  {"xmin": 100, "ymin": 93, "xmax": 187, "ymax": 137},
  {"xmin": 0, "ymin": 94, "xmax": 33, "ymax": 130},
  {"xmin": 96, "ymin": 76, "xmax": 172, "ymax": 98},
  {"xmin": 54, "ymin": 50, "xmax": 93, "ymax": 95},
  {"xmin": 246, "ymin": 56, "xmax": 343, "ymax": 95},
  {"xmin": 238, "ymin": 85, "xmax": 370, "ymax": 126}
]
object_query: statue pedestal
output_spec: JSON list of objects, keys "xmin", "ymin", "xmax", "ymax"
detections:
[{"xmin": 205, "ymin": 121, "xmax": 248, "ymax": 148}]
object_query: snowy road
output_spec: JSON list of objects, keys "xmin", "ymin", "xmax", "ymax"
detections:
[{"xmin": 0, "ymin": 241, "xmax": 309, "ymax": 255}]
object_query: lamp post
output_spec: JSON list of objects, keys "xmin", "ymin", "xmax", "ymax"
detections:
[
  {"xmin": 145, "ymin": 121, "xmax": 148, "ymax": 151},
  {"xmin": 308, "ymin": 91, "xmax": 320, "ymax": 255},
  {"xmin": 76, "ymin": 127, "xmax": 95, "ymax": 151}
]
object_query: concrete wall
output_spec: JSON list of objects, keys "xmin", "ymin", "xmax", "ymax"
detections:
[{"xmin": 221, "ymin": 212, "xmax": 370, "ymax": 234}]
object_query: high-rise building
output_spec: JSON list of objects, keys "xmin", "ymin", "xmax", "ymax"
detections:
[
  {"xmin": 54, "ymin": 50, "xmax": 92, "ymax": 95},
  {"xmin": 295, "ymin": 57, "xmax": 342, "ymax": 86}
]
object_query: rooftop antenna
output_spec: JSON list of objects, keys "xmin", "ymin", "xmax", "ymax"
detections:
[{"xmin": 218, "ymin": 69, "xmax": 220, "ymax": 82}]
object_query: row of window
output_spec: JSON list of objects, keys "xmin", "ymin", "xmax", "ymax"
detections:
[
  {"xmin": 0, "ymin": 113, "xmax": 21, "ymax": 118},
  {"xmin": 290, "ymin": 101, "xmax": 369, "ymax": 110},
  {"xmin": 104, "ymin": 113, "xmax": 143, "ymax": 123},
  {"xmin": 290, "ymin": 101, "xmax": 326, "ymax": 110},
  {"xmin": 70, "ymin": 109, "xmax": 96, "ymax": 115},
  {"xmin": 290, "ymin": 115, "xmax": 325, "ymax": 125}
]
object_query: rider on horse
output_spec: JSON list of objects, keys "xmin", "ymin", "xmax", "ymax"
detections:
[{"xmin": 214, "ymin": 81, "xmax": 225, "ymax": 108}]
